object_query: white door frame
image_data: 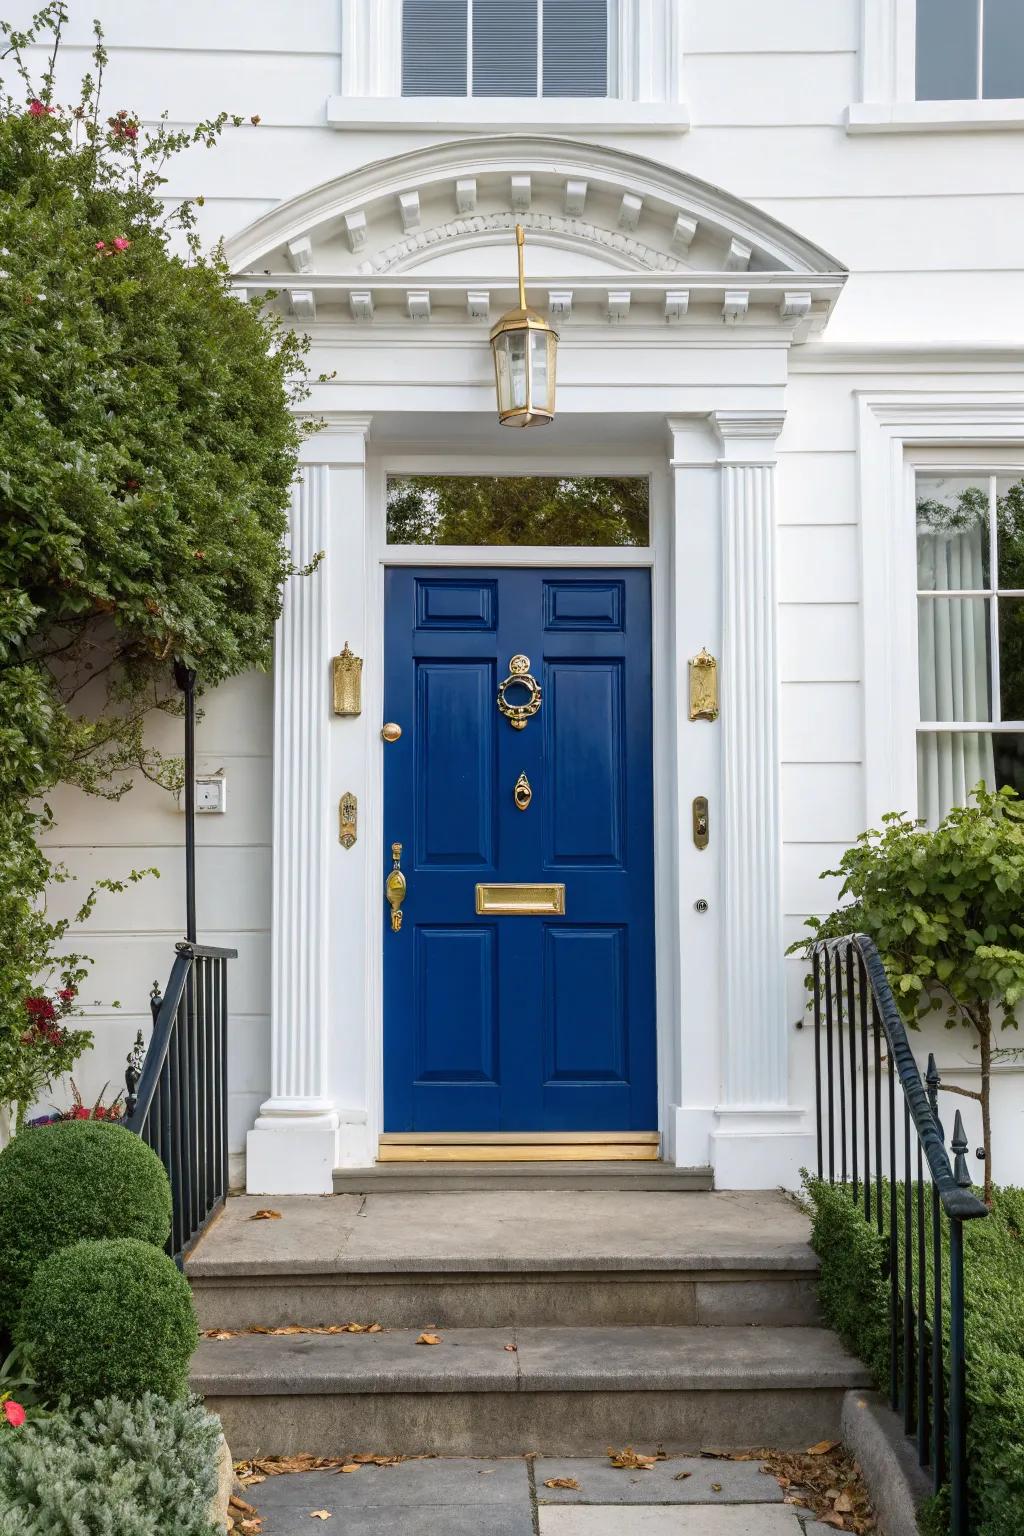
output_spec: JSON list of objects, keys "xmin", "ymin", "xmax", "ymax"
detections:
[{"xmin": 360, "ymin": 450, "xmax": 675, "ymax": 1154}]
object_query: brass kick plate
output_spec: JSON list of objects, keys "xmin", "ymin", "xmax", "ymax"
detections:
[{"xmin": 475, "ymin": 883, "xmax": 566, "ymax": 916}]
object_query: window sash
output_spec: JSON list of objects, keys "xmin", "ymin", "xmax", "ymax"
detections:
[
  {"xmin": 916, "ymin": 0, "xmax": 1024, "ymax": 101},
  {"xmin": 916, "ymin": 471, "xmax": 1024, "ymax": 729},
  {"xmin": 401, "ymin": 0, "xmax": 610, "ymax": 98}
]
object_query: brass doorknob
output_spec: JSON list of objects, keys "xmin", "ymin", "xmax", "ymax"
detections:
[
  {"xmin": 381, "ymin": 723, "xmax": 402, "ymax": 743},
  {"xmin": 386, "ymin": 842, "xmax": 407, "ymax": 932}
]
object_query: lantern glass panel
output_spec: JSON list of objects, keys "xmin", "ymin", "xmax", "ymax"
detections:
[{"xmin": 530, "ymin": 329, "xmax": 557, "ymax": 415}]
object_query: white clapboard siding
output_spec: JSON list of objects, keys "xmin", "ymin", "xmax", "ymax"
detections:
[
  {"xmin": 782, "ymin": 765, "xmax": 866, "ymax": 843},
  {"xmin": 779, "ymin": 606, "xmax": 861, "ymax": 684},
  {"xmin": 781, "ymin": 683, "xmax": 864, "ymax": 764},
  {"xmin": 684, "ymin": 0, "xmax": 859, "ymax": 54}
]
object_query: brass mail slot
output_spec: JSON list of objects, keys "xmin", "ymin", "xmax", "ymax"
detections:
[{"xmin": 475, "ymin": 883, "xmax": 566, "ymax": 916}]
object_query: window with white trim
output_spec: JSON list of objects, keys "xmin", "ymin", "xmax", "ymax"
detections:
[
  {"xmin": 916, "ymin": 0, "xmax": 1024, "ymax": 101},
  {"xmin": 915, "ymin": 470, "xmax": 1024, "ymax": 823},
  {"xmin": 401, "ymin": 0, "xmax": 611, "ymax": 98}
]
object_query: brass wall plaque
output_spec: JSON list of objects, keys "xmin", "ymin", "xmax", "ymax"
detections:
[
  {"xmin": 332, "ymin": 642, "xmax": 363, "ymax": 717},
  {"xmin": 688, "ymin": 648, "xmax": 719, "ymax": 722},
  {"xmin": 338, "ymin": 792, "xmax": 358, "ymax": 849},
  {"xmin": 475, "ymin": 883, "xmax": 566, "ymax": 915}
]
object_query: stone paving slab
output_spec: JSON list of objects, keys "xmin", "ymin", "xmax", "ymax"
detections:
[
  {"xmin": 513, "ymin": 1327, "xmax": 870, "ymax": 1391},
  {"xmin": 194, "ymin": 1327, "xmax": 519, "ymax": 1394},
  {"xmin": 538, "ymin": 1510, "xmax": 804, "ymax": 1534},
  {"xmin": 188, "ymin": 1191, "xmax": 817, "ymax": 1277},
  {"xmin": 534, "ymin": 1457, "xmax": 785, "ymax": 1504}
]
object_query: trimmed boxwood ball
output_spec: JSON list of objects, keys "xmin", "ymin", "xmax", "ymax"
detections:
[
  {"xmin": 17, "ymin": 1238, "xmax": 198, "ymax": 1404},
  {"xmin": 0, "ymin": 1120, "xmax": 172, "ymax": 1332}
]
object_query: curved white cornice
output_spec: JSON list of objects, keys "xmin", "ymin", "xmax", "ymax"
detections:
[
  {"xmin": 226, "ymin": 136, "xmax": 846, "ymax": 340},
  {"xmin": 225, "ymin": 135, "xmax": 845, "ymax": 278}
]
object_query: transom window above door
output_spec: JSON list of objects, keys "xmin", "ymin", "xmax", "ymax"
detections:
[
  {"xmin": 402, "ymin": 0, "xmax": 610, "ymax": 98},
  {"xmin": 916, "ymin": 0, "xmax": 1024, "ymax": 101},
  {"xmin": 916, "ymin": 471, "xmax": 1024, "ymax": 823}
]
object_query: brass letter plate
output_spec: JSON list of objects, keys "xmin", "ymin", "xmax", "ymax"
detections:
[{"xmin": 475, "ymin": 883, "xmax": 566, "ymax": 916}]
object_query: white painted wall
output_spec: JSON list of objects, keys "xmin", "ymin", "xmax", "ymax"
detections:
[{"xmin": 8, "ymin": 0, "xmax": 1024, "ymax": 1182}]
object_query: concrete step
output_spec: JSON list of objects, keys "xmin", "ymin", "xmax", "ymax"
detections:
[
  {"xmin": 191, "ymin": 1324, "xmax": 871, "ymax": 1458},
  {"xmin": 333, "ymin": 1162, "xmax": 713, "ymax": 1193},
  {"xmin": 187, "ymin": 1191, "xmax": 820, "ymax": 1331}
]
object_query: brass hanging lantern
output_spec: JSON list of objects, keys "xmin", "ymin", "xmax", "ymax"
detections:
[{"xmin": 490, "ymin": 224, "xmax": 558, "ymax": 428}]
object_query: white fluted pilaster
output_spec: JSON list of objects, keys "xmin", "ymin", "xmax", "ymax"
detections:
[{"xmin": 716, "ymin": 412, "xmax": 788, "ymax": 1109}]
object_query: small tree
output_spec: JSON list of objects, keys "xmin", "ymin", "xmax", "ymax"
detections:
[
  {"xmin": 0, "ymin": 5, "xmax": 314, "ymax": 1123},
  {"xmin": 796, "ymin": 784, "xmax": 1024, "ymax": 1202}
]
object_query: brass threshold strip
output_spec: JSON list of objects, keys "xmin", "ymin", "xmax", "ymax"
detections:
[{"xmin": 378, "ymin": 1131, "xmax": 661, "ymax": 1164}]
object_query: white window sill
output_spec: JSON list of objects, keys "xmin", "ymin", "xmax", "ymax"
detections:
[
  {"xmin": 847, "ymin": 99, "xmax": 1024, "ymax": 134},
  {"xmin": 325, "ymin": 96, "xmax": 690, "ymax": 134}
]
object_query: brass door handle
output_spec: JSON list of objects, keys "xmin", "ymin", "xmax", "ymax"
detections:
[{"xmin": 386, "ymin": 842, "xmax": 407, "ymax": 932}]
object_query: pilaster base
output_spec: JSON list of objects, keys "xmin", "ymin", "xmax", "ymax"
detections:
[
  {"xmin": 246, "ymin": 1108, "xmax": 340, "ymax": 1195},
  {"xmin": 710, "ymin": 1107, "xmax": 813, "ymax": 1191}
]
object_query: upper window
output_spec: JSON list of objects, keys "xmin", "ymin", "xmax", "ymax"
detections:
[
  {"xmin": 916, "ymin": 472, "xmax": 1024, "ymax": 823},
  {"xmin": 916, "ymin": 0, "xmax": 1024, "ymax": 100},
  {"xmin": 385, "ymin": 475, "xmax": 649, "ymax": 546},
  {"xmin": 401, "ymin": 0, "xmax": 610, "ymax": 98}
]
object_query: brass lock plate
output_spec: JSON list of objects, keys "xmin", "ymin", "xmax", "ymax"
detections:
[
  {"xmin": 339, "ymin": 792, "xmax": 357, "ymax": 849},
  {"xmin": 692, "ymin": 796, "xmax": 709, "ymax": 850}
]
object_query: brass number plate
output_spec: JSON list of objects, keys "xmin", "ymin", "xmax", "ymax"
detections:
[{"xmin": 475, "ymin": 883, "xmax": 566, "ymax": 916}]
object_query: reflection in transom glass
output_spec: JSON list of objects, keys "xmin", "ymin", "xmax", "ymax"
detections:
[
  {"xmin": 916, "ymin": 472, "xmax": 1024, "ymax": 823},
  {"xmin": 386, "ymin": 475, "xmax": 649, "ymax": 547}
]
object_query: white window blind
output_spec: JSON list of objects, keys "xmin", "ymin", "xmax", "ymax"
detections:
[{"xmin": 401, "ymin": 0, "xmax": 609, "ymax": 98}]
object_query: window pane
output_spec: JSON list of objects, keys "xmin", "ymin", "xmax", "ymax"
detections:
[
  {"xmin": 999, "ymin": 597, "xmax": 1024, "ymax": 720},
  {"xmin": 916, "ymin": 0, "xmax": 979, "ymax": 99},
  {"xmin": 996, "ymin": 476, "xmax": 1024, "ymax": 590},
  {"xmin": 402, "ymin": 0, "xmax": 469, "ymax": 94},
  {"xmin": 386, "ymin": 475, "xmax": 649, "ymax": 546},
  {"xmin": 918, "ymin": 730, "xmax": 1024, "ymax": 823},
  {"xmin": 473, "ymin": 0, "xmax": 538, "ymax": 96},
  {"xmin": 543, "ymin": 0, "xmax": 608, "ymax": 96},
  {"xmin": 917, "ymin": 730, "xmax": 996, "ymax": 823},
  {"xmin": 982, "ymin": 0, "xmax": 1024, "ymax": 98},
  {"xmin": 918, "ymin": 596, "xmax": 992, "ymax": 720},
  {"xmin": 916, "ymin": 475, "xmax": 991, "ymax": 590}
]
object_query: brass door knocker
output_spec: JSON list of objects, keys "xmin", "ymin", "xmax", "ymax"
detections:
[{"xmin": 497, "ymin": 654, "xmax": 542, "ymax": 731}]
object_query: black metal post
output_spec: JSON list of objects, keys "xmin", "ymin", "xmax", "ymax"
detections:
[{"xmin": 174, "ymin": 661, "xmax": 198, "ymax": 944}]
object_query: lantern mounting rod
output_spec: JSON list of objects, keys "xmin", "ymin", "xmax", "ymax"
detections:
[{"xmin": 516, "ymin": 222, "xmax": 526, "ymax": 312}]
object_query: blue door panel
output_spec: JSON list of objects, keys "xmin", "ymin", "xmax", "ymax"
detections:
[
  {"xmin": 415, "ymin": 662, "xmax": 496, "ymax": 867},
  {"xmin": 545, "ymin": 661, "xmax": 625, "ymax": 867},
  {"xmin": 543, "ymin": 926, "xmax": 627, "ymax": 1083},
  {"xmin": 384, "ymin": 566, "xmax": 655, "ymax": 1133}
]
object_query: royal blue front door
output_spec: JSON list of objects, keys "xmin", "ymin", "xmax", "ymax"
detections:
[{"xmin": 383, "ymin": 567, "xmax": 656, "ymax": 1132}]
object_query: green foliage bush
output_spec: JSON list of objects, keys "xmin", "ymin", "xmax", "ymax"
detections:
[
  {"xmin": 0, "ymin": 5, "xmax": 311, "ymax": 1120},
  {"xmin": 16, "ymin": 1238, "xmax": 196, "ymax": 1404},
  {"xmin": 0, "ymin": 1119, "xmax": 170, "ymax": 1333},
  {"xmin": 804, "ymin": 1176, "xmax": 1024, "ymax": 1536},
  {"xmin": 0, "ymin": 1392, "xmax": 222, "ymax": 1535}
]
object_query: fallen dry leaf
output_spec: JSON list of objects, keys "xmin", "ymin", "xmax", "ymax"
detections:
[
  {"xmin": 711, "ymin": 1482, "xmax": 723, "ymax": 1492},
  {"xmin": 504, "ymin": 1342, "xmax": 518, "ymax": 1352},
  {"xmin": 229, "ymin": 1495, "xmax": 259, "ymax": 1515},
  {"xmin": 238, "ymin": 1522, "xmax": 262, "ymax": 1535},
  {"xmin": 543, "ymin": 1478, "xmax": 580, "ymax": 1490},
  {"xmin": 835, "ymin": 1490, "xmax": 855, "ymax": 1514},
  {"xmin": 758, "ymin": 1445, "xmax": 876, "ymax": 1535},
  {"xmin": 673, "ymin": 1471, "xmax": 693, "ymax": 1481},
  {"xmin": 250, "ymin": 1209, "xmax": 282, "ymax": 1221},
  {"xmin": 607, "ymin": 1447, "xmax": 658, "ymax": 1470},
  {"xmin": 209, "ymin": 1322, "xmax": 383, "ymax": 1340},
  {"xmin": 349, "ymin": 1454, "xmax": 403, "ymax": 1467},
  {"xmin": 338, "ymin": 1464, "xmax": 361, "ymax": 1474},
  {"xmin": 416, "ymin": 1333, "xmax": 442, "ymax": 1345},
  {"xmin": 807, "ymin": 1440, "xmax": 841, "ymax": 1456},
  {"xmin": 309, "ymin": 1514, "xmax": 333, "ymax": 1523}
]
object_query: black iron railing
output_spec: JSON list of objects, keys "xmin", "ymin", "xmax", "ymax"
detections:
[
  {"xmin": 124, "ymin": 940, "xmax": 237, "ymax": 1264},
  {"xmin": 811, "ymin": 934, "xmax": 988, "ymax": 1536}
]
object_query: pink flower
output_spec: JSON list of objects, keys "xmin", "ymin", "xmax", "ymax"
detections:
[
  {"xmin": 112, "ymin": 237, "xmax": 131, "ymax": 252},
  {"xmin": 27, "ymin": 100, "xmax": 53, "ymax": 118},
  {"xmin": 3, "ymin": 1401, "xmax": 26, "ymax": 1428},
  {"xmin": 95, "ymin": 241, "xmax": 106, "ymax": 250}
]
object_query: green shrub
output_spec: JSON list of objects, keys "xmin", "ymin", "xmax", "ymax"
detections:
[
  {"xmin": 803, "ymin": 1176, "xmax": 1024, "ymax": 1536},
  {"xmin": 0, "ymin": 1392, "xmax": 222, "ymax": 1536},
  {"xmin": 16, "ymin": 1239, "xmax": 197, "ymax": 1404},
  {"xmin": 0, "ymin": 1120, "xmax": 171, "ymax": 1333}
]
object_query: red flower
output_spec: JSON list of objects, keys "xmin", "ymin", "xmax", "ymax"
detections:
[
  {"xmin": 27, "ymin": 100, "xmax": 53, "ymax": 118},
  {"xmin": 25, "ymin": 996, "xmax": 56, "ymax": 1022},
  {"xmin": 58, "ymin": 987, "xmax": 76, "ymax": 1003},
  {"xmin": 3, "ymin": 1401, "xmax": 26, "ymax": 1428},
  {"xmin": 112, "ymin": 237, "xmax": 131, "ymax": 252}
]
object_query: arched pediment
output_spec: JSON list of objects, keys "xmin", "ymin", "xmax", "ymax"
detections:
[{"xmin": 226, "ymin": 136, "xmax": 846, "ymax": 336}]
